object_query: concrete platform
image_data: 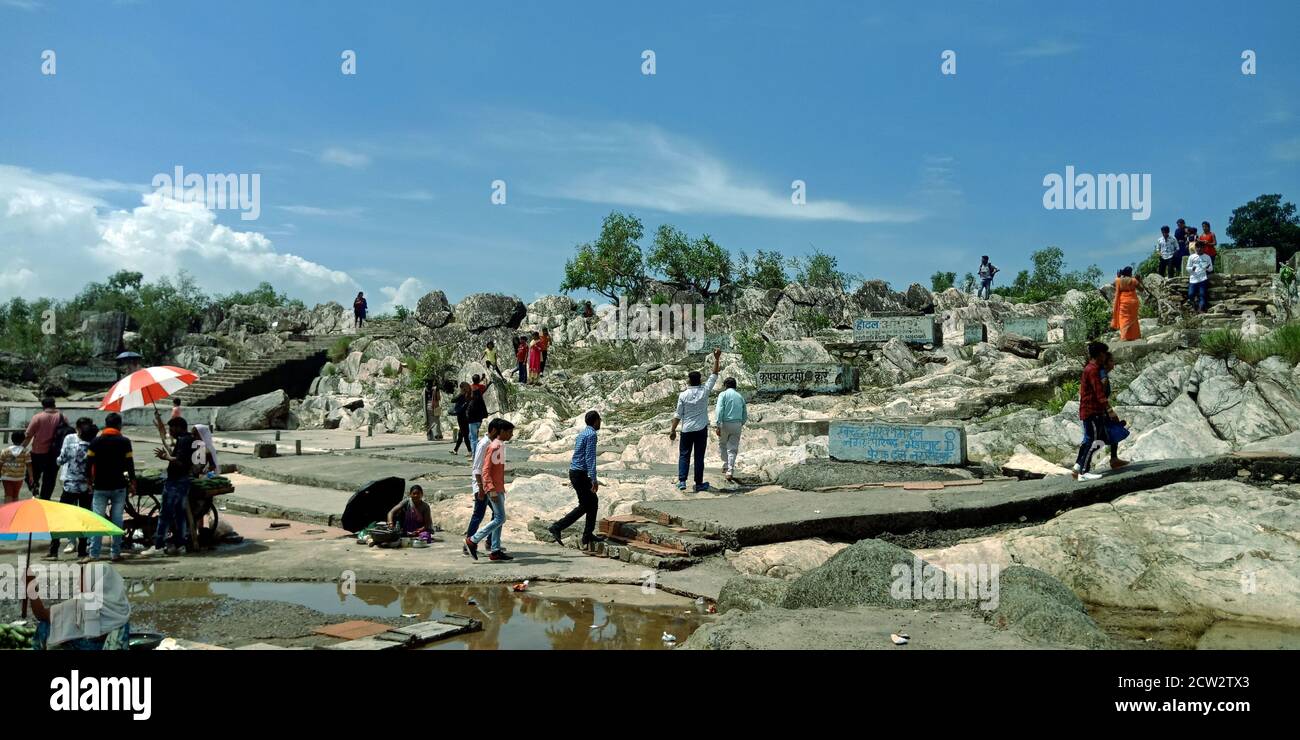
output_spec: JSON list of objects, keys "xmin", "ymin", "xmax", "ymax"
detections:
[{"xmin": 632, "ymin": 455, "xmax": 1300, "ymax": 548}]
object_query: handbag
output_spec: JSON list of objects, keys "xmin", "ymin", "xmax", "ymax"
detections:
[{"xmin": 1106, "ymin": 419, "xmax": 1130, "ymax": 444}]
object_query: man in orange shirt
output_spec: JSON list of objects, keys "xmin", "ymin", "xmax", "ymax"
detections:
[{"xmin": 465, "ymin": 420, "xmax": 515, "ymax": 561}]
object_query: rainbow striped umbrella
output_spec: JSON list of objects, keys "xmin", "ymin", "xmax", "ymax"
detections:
[
  {"xmin": 0, "ymin": 499, "xmax": 124, "ymax": 616},
  {"xmin": 99, "ymin": 365, "xmax": 199, "ymax": 412}
]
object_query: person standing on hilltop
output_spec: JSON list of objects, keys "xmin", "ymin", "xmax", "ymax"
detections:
[
  {"xmin": 353, "ymin": 292, "xmax": 367, "ymax": 329},
  {"xmin": 669, "ymin": 348, "xmax": 722, "ymax": 492},
  {"xmin": 1197, "ymin": 221, "xmax": 1218, "ymax": 262},
  {"xmin": 714, "ymin": 377, "xmax": 748, "ymax": 482},
  {"xmin": 976, "ymin": 256, "xmax": 999, "ymax": 300},
  {"xmin": 538, "ymin": 327, "xmax": 552, "ymax": 377},
  {"xmin": 514, "ymin": 336, "xmax": 529, "ymax": 384},
  {"xmin": 1186, "ymin": 241, "xmax": 1214, "ymax": 313},
  {"xmin": 483, "ymin": 340, "xmax": 502, "ymax": 377},
  {"xmin": 1110, "ymin": 266, "xmax": 1143, "ymax": 341},
  {"xmin": 1173, "ymin": 218, "xmax": 1192, "ymax": 264},
  {"xmin": 1154, "ymin": 225, "xmax": 1180, "ymax": 278},
  {"xmin": 527, "ymin": 331, "xmax": 543, "ymax": 384}
]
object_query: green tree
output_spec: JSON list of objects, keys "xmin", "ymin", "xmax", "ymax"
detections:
[
  {"xmin": 1226, "ymin": 193, "xmax": 1300, "ymax": 264},
  {"xmin": 996, "ymin": 247, "xmax": 1102, "ymax": 302},
  {"xmin": 132, "ymin": 272, "xmax": 208, "ymax": 363},
  {"xmin": 736, "ymin": 249, "xmax": 790, "ymax": 290},
  {"xmin": 216, "ymin": 281, "xmax": 306, "ymax": 311},
  {"xmin": 560, "ymin": 211, "xmax": 647, "ymax": 303},
  {"xmin": 792, "ymin": 249, "xmax": 851, "ymax": 290},
  {"xmin": 646, "ymin": 224, "xmax": 733, "ymax": 298},
  {"xmin": 930, "ymin": 271, "xmax": 956, "ymax": 292}
]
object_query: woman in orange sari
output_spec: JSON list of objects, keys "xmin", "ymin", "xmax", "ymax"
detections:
[{"xmin": 1110, "ymin": 267, "xmax": 1143, "ymax": 341}]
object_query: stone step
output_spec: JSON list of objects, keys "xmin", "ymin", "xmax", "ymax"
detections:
[
  {"xmin": 526, "ymin": 519, "xmax": 701, "ymax": 570},
  {"xmin": 599, "ymin": 516, "xmax": 725, "ymax": 556}
]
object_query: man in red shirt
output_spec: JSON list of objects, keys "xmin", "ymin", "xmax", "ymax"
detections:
[
  {"xmin": 24, "ymin": 398, "xmax": 69, "ymax": 500},
  {"xmin": 1073, "ymin": 343, "xmax": 1110, "ymax": 481}
]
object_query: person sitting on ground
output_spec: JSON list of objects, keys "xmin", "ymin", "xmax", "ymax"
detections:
[
  {"xmin": 1, "ymin": 431, "xmax": 34, "ymax": 503},
  {"xmin": 669, "ymin": 348, "xmax": 723, "ymax": 492},
  {"xmin": 1073, "ymin": 342, "xmax": 1111, "ymax": 481},
  {"xmin": 27, "ymin": 562, "xmax": 131, "ymax": 650},
  {"xmin": 387, "ymin": 484, "xmax": 434, "ymax": 538}
]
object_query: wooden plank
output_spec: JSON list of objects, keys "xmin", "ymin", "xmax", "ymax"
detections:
[
  {"xmin": 629, "ymin": 541, "xmax": 689, "ymax": 557},
  {"xmin": 902, "ymin": 481, "xmax": 945, "ymax": 491},
  {"xmin": 312, "ymin": 620, "xmax": 393, "ymax": 640},
  {"xmin": 324, "ymin": 636, "xmax": 405, "ymax": 651}
]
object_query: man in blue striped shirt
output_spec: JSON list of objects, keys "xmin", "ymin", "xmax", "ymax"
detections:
[{"xmin": 548, "ymin": 410, "xmax": 602, "ymax": 548}]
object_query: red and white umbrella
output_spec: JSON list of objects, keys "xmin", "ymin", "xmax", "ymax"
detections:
[{"xmin": 99, "ymin": 365, "xmax": 199, "ymax": 412}]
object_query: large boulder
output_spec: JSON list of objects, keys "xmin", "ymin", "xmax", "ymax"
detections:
[
  {"xmin": 724, "ymin": 539, "xmax": 848, "ymax": 581},
  {"xmin": 780, "ymin": 539, "xmax": 963, "ymax": 611},
  {"xmin": 716, "ymin": 575, "xmax": 792, "ymax": 614},
  {"xmin": 79, "ymin": 311, "xmax": 127, "ymax": 358},
  {"xmin": 455, "ymin": 293, "xmax": 526, "ymax": 332},
  {"xmin": 773, "ymin": 339, "xmax": 835, "ymax": 364},
  {"xmin": 996, "ymin": 332, "xmax": 1041, "ymax": 359},
  {"xmin": 414, "ymin": 291, "xmax": 453, "ymax": 329},
  {"xmin": 902, "ymin": 283, "xmax": 935, "ymax": 313},
  {"xmin": 215, "ymin": 390, "xmax": 290, "ymax": 430},
  {"xmin": 986, "ymin": 566, "xmax": 1111, "ymax": 649}
]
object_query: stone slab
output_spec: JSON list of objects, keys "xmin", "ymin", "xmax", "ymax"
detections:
[
  {"xmin": 323, "ymin": 636, "xmax": 406, "ymax": 651},
  {"xmin": 962, "ymin": 323, "xmax": 987, "ymax": 345},
  {"xmin": 1217, "ymin": 247, "xmax": 1277, "ymax": 275},
  {"xmin": 851, "ymin": 315, "xmax": 936, "ymax": 344},
  {"xmin": 687, "ymin": 333, "xmax": 733, "ymax": 353},
  {"xmin": 392, "ymin": 621, "xmax": 467, "ymax": 644},
  {"xmin": 1000, "ymin": 317, "xmax": 1049, "ymax": 343},
  {"xmin": 756, "ymin": 364, "xmax": 854, "ymax": 394},
  {"xmin": 828, "ymin": 421, "xmax": 968, "ymax": 466}
]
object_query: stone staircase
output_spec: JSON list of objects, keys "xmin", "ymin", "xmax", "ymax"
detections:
[
  {"xmin": 1160, "ymin": 274, "xmax": 1276, "ymax": 324},
  {"xmin": 528, "ymin": 514, "xmax": 725, "ymax": 570},
  {"xmin": 175, "ymin": 335, "xmax": 341, "ymax": 406}
]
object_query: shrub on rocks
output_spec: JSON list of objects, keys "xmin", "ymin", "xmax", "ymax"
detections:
[
  {"xmin": 985, "ymin": 565, "xmax": 1110, "ymax": 649},
  {"xmin": 717, "ymin": 575, "xmax": 792, "ymax": 614}
]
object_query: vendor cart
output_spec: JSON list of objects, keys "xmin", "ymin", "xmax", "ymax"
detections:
[{"xmin": 123, "ymin": 472, "xmax": 234, "ymax": 550}]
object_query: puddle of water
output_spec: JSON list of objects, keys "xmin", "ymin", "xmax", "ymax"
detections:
[{"xmin": 130, "ymin": 581, "xmax": 704, "ymax": 650}]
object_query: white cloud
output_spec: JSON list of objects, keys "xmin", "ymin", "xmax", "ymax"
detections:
[
  {"xmin": 320, "ymin": 147, "xmax": 371, "ymax": 168},
  {"xmin": 0, "ymin": 164, "xmax": 357, "ymax": 305},
  {"xmin": 1008, "ymin": 40, "xmax": 1083, "ymax": 59},
  {"xmin": 1272, "ymin": 137, "xmax": 1300, "ymax": 162},
  {"xmin": 500, "ymin": 119, "xmax": 919, "ymax": 223},
  {"xmin": 379, "ymin": 277, "xmax": 426, "ymax": 312}
]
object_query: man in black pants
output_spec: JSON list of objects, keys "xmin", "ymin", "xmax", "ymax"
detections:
[{"xmin": 549, "ymin": 411, "xmax": 602, "ymax": 548}]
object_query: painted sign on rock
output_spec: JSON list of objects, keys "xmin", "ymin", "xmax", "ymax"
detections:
[
  {"xmin": 756, "ymin": 364, "xmax": 854, "ymax": 394},
  {"xmin": 828, "ymin": 421, "xmax": 968, "ymax": 466}
]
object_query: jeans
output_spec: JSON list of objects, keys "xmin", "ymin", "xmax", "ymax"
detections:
[
  {"xmin": 471, "ymin": 493, "xmax": 505, "ymax": 552},
  {"xmin": 155, "ymin": 478, "xmax": 191, "ymax": 549},
  {"xmin": 718, "ymin": 421, "xmax": 744, "ymax": 474},
  {"xmin": 467, "ymin": 422, "xmax": 482, "ymax": 455},
  {"xmin": 677, "ymin": 428, "xmax": 708, "ymax": 486},
  {"xmin": 1188, "ymin": 280, "xmax": 1209, "ymax": 312},
  {"xmin": 516, "ymin": 362, "xmax": 528, "ymax": 384},
  {"xmin": 1157, "ymin": 256, "xmax": 1179, "ymax": 278},
  {"xmin": 540, "ymin": 351, "xmax": 548, "ymax": 375},
  {"xmin": 977, "ymin": 278, "xmax": 993, "ymax": 300},
  {"xmin": 30, "ymin": 452, "xmax": 57, "ymax": 500},
  {"xmin": 452, "ymin": 420, "xmax": 470, "ymax": 452},
  {"xmin": 89, "ymin": 488, "xmax": 127, "ymax": 558},
  {"xmin": 465, "ymin": 490, "xmax": 494, "ymax": 548},
  {"xmin": 556, "ymin": 470, "xmax": 599, "ymax": 541},
  {"xmin": 49, "ymin": 487, "xmax": 92, "ymax": 556},
  {"xmin": 1075, "ymin": 415, "xmax": 1109, "ymax": 474}
]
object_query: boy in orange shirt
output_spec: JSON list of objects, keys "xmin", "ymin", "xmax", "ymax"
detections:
[{"xmin": 465, "ymin": 420, "xmax": 515, "ymax": 561}]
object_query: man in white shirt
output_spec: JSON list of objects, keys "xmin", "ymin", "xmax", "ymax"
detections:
[
  {"xmin": 1186, "ymin": 242, "xmax": 1213, "ymax": 313},
  {"xmin": 669, "ymin": 348, "xmax": 722, "ymax": 492},
  {"xmin": 1155, "ymin": 225, "xmax": 1179, "ymax": 278}
]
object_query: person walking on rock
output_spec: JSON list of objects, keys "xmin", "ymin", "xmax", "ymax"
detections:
[
  {"xmin": 464, "ymin": 419, "xmax": 504, "ymax": 556},
  {"xmin": 48, "ymin": 419, "xmax": 95, "ymax": 558},
  {"xmin": 976, "ymin": 256, "xmax": 999, "ymax": 300},
  {"xmin": 483, "ymin": 341, "xmax": 502, "ymax": 377},
  {"xmin": 549, "ymin": 411, "xmax": 602, "ymax": 549},
  {"xmin": 1072, "ymin": 342, "xmax": 1110, "ymax": 482},
  {"xmin": 669, "ymin": 348, "xmax": 722, "ymax": 492},
  {"xmin": 424, "ymin": 380, "xmax": 444, "ymax": 441},
  {"xmin": 466, "ymin": 377, "xmax": 490, "ymax": 456},
  {"xmin": 1110, "ymin": 266, "xmax": 1143, "ymax": 341},
  {"xmin": 1186, "ymin": 241, "xmax": 1213, "ymax": 313},
  {"xmin": 465, "ymin": 420, "xmax": 515, "ymax": 561},
  {"xmin": 714, "ymin": 378, "xmax": 747, "ymax": 482},
  {"xmin": 352, "ymin": 292, "xmax": 367, "ymax": 329},
  {"xmin": 1154, "ymin": 225, "xmax": 1179, "ymax": 278},
  {"xmin": 450, "ymin": 383, "xmax": 472, "ymax": 456}
]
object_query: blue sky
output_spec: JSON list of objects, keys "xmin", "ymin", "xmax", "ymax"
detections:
[{"xmin": 1, "ymin": 0, "xmax": 1297, "ymax": 308}]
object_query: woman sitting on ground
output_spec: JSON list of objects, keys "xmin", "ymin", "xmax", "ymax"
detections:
[
  {"xmin": 27, "ymin": 562, "xmax": 131, "ymax": 650},
  {"xmin": 387, "ymin": 484, "xmax": 434, "ymax": 537}
]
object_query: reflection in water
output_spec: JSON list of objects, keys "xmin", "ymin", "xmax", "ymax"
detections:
[{"xmin": 132, "ymin": 581, "xmax": 703, "ymax": 650}]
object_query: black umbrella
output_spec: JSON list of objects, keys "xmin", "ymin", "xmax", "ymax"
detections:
[
  {"xmin": 115, "ymin": 351, "xmax": 143, "ymax": 361},
  {"xmin": 341, "ymin": 477, "xmax": 406, "ymax": 533}
]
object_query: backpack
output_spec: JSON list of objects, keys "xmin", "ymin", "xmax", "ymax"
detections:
[{"xmin": 51, "ymin": 415, "xmax": 75, "ymax": 455}]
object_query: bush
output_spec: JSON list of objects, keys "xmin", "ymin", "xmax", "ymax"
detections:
[
  {"xmin": 736, "ymin": 250, "xmax": 790, "ymax": 291},
  {"xmin": 733, "ymin": 327, "xmax": 780, "ymax": 371},
  {"xmin": 1200, "ymin": 328, "xmax": 1245, "ymax": 363},
  {"xmin": 1136, "ymin": 252, "xmax": 1161, "ymax": 278},
  {"xmin": 404, "ymin": 344, "xmax": 455, "ymax": 388},
  {"xmin": 1061, "ymin": 291, "xmax": 1112, "ymax": 357},
  {"xmin": 792, "ymin": 249, "xmax": 852, "ymax": 291},
  {"xmin": 995, "ymin": 247, "xmax": 1102, "ymax": 303},
  {"xmin": 1041, "ymin": 379, "xmax": 1080, "ymax": 415},
  {"xmin": 793, "ymin": 307, "xmax": 833, "ymax": 336},
  {"xmin": 327, "ymin": 337, "xmax": 352, "ymax": 363},
  {"xmin": 550, "ymin": 342, "xmax": 641, "ymax": 373},
  {"xmin": 930, "ymin": 271, "xmax": 956, "ymax": 292}
]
